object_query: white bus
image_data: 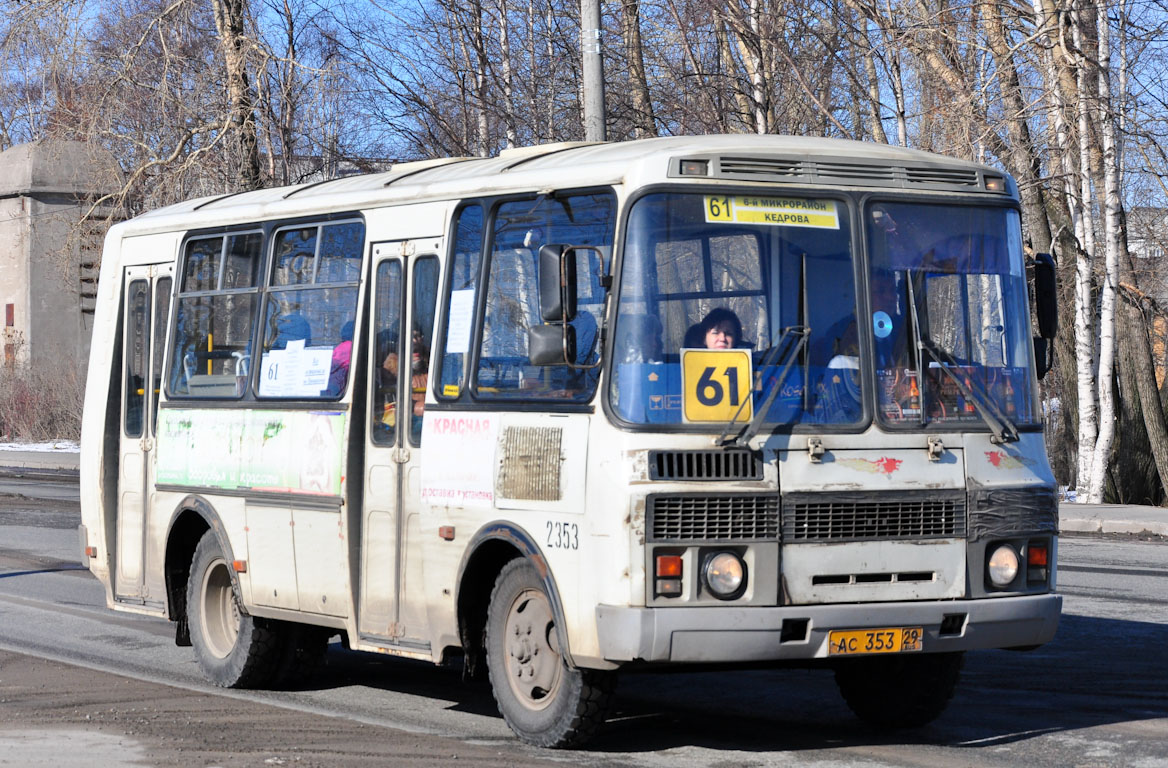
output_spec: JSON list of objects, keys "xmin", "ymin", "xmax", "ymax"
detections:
[{"xmin": 81, "ymin": 135, "xmax": 1061, "ymax": 747}]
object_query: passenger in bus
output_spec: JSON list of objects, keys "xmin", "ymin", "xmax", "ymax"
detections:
[
  {"xmin": 272, "ymin": 313, "xmax": 311, "ymax": 349},
  {"xmin": 326, "ymin": 320, "xmax": 355, "ymax": 397},
  {"xmin": 374, "ymin": 330, "xmax": 399, "ymax": 431},
  {"xmin": 381, "ymin": 328, "xmax": 428, "ymax": 432},
  {"xmin": 684, "ymin": 307, "xmax": 744, "ymax": 350},
  {"xmin": 407, "ymin": 329, "xmax": 430, "ymax": 433}
]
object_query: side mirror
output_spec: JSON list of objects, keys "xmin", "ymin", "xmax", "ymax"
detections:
[
  {"xmin": 528, "ymin": 323, "xmax": 576, "ymax": 366},
  {"xmin": 1033, "ymin": 336, "xmax": 1052, "ymax": 381},
  {"xmin": 539, "ymin": 244, "xmax": 577, "ymax": 323},
  {"xmin": 1032, "ymin": 252, "xmax": 1058, "ymax": 339}
]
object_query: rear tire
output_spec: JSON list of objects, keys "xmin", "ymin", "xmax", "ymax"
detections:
[
  {"xmin": 273, "ymin": 623, "xmax": 331, "ymax": 688},
  {"xmin": 485, "ymin": 558, "xmax": 614, "ymax": 748},
  {"xmin": 834, "ymin": 651, "xmax": 963, "ymax": 728},
  {"xmin": 186, "ymin": 532, "xmax": 281, "ymax": 688}
]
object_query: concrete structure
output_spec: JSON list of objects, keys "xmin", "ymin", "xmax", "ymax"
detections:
[{"xmin": 0, "ymin": 140, "xmax": 121, "ymax": 371}]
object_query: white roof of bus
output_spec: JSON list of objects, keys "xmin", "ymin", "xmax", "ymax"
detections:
[{"xmin": 114, "ymin": 135, "xmax": 1000, "ymax": 237}]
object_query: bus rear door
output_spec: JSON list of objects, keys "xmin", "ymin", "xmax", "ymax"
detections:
[{"xmin": 115, "ymin": 263, "xmax": 172, "ymax": 604}]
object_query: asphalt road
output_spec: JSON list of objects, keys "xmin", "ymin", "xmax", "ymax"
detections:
[{"xmin": 1, "ymin": 483, "xmax": 1166, "ymax": 767}]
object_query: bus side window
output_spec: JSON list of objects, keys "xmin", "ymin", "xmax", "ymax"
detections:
[
  {"xmin": 409, "ymin": 256, "xmax": 439, "ymax": 446},
  {"xmin": 124, "ymin": 280, "xmax": 149, "ymax": 437},
  {"xmin": 167, "ymin": 233, "xmax": 261, "ymax": 399},
  {"xmin": 257, "ymin": 221, "xmax": 363, "ymax": 399},
  {"xmin": 150, "ymin": 276, "xmax": 172, "ymax": 433},
  {"xmin": 474, "ymin": 192, "xmax": 614, "ymax": 400},
  {"xmin": 371, "ymin": 261, "xmax": 403, "ymax": 445},
  {"xmin": 436, "ymin": 205, "xmax": 483, "ymax": 399}
]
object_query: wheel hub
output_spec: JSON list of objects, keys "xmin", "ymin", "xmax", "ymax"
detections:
[
  {"xmin": 504, "ymin": 588, "xmax": 562, "ymax": 710},
  {"xmin": 201, "ymin": 557, "xmax": 241, "ymax": 659}
]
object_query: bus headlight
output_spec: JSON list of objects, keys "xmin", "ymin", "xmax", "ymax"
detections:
[
  {"xmin": 987, "ymin": 544, "xmax": 1020, "ymax": 587},
  {"xmin": 703, "ymin": 552, "xmax": 746, "ymax": 599}
]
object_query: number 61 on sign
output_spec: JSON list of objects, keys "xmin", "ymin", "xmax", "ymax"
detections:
[{"xmin": 681, "ymin": 348, "xmax": 753, "ymax": 423}]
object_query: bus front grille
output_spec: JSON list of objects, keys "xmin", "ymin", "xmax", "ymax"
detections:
[
  {"xmin": 649, "ymin": 449, "xmax": 763, "ymax": 481},
  {"xmin": 782, "ymin": 491, "xmax": 965, "ymax": 542},
  {"xmin": 648, "ymin": 493, "xmax": 779, "ymax": 541}
]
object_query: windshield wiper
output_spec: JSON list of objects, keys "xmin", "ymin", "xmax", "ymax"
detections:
[
  {"xmin": 917, "ymin": 338, "xmax": 1019, "ymax": 444},
  {"xmin": 718, "ymin": 325, "xmax": 810, "ymax": 448},
  {"xmin": 902, "ymin": 273, "xmax": 1018, "ymax": 444}
]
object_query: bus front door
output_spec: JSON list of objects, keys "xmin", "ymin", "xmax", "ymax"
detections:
[
  {"xmin": 359, "ymin": 242, "xmax": 440, "ymax": 649},
  {"xmin": 115, "ymin": 264, "xmax": 172, "ymax": 604}
]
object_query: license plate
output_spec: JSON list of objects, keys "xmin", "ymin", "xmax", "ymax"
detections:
[{"xmin": 828, "ymin": 627, "xmax": 924, "ymax": 656}]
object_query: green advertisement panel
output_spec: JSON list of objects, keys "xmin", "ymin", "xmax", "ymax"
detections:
[{"xmin": 156, "ymin": 409, "xmax": 347, "ymax": 496}]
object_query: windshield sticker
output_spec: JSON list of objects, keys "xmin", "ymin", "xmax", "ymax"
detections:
[{"xmin": 704, "ymin": 195, "xmax": 840, "ymax": 229}]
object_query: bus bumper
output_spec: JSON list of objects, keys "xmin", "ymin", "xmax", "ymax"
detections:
[{"xmin": 595, "ymin": 593, "xmax": 1061, "ymax": 663}]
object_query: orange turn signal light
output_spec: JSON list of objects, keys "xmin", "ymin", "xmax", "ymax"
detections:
[
  {"xmin": 84, "ymin": 546, "xmax": 97, "ymax": 558},
  {"xmin": 232, "ymin": 560, "xmax": 248, "ymax": 573},
  {"xmin": 656, "ymin": 554, "xmax": 682, "ymax": 578}
]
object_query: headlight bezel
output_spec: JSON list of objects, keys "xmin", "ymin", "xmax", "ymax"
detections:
[
  {"xmin": 702, "ymin": 550, "xmax": 748, "ymax": 600},
  {"xmin": 987, "ymin": 543, "xmax": 1021, "ymax": 588}
]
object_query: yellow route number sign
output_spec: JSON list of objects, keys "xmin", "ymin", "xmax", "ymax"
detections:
[
  {"xmin": 703, "ymin": 194, "xmax": 840, "ymax": 229},
  {"xmin": 681, "ymin": 349, "xmax": 753, "ymax": 423}
]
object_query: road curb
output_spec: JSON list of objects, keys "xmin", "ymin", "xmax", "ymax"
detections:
[{"xmin": 1061, "ymin": 517, "xmax": 1168, "ymax": 536}]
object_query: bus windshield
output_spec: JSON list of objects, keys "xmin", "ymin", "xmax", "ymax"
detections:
[
  {"xmin": 610, "ymin": 191, "xmax": 861, "ymax": 428},
  {"xmin": 866, "ymin": 201, "xmax": 1037, "ymax": 429},
  {"xmin": 609, "ymin": 192, "xmax": 1037, "ymax": 433}
]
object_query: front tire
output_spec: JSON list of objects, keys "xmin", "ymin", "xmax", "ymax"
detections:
[
  {"xmin": 187, "ymin": 532, "xmax": 281, "ymax": 688},
  {"xmin": 834, "ymin": 651, "xmax": 963, "ymax": 728},
  {"xmin": 485, "ymin": 558, "xmax": 614, "ymax": 748}
]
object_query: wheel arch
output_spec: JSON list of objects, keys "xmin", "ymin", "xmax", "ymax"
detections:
[
  {"xmin": 164, "ymin": 495, "xmax": 244, "ymax": 644},
  {"xmin": 455, "ymin": 521, "xmax": 573, "ymax": 674}
]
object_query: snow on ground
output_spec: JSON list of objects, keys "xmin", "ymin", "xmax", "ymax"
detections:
[{"xmin": 0, "ymin": 441, "xmax": 79, "ymax": 452}]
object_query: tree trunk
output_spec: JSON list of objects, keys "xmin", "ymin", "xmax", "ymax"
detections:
[
  {"xmin": 211, "ymin": 0, "xmax": 262, "ymax": 192},
  {"xmin": 620, "ymin": 0, "xmax": 656, "ymax": 138},
  {"xmin": 497, "ymin": 0, "xmax": 516, "ymax": 149},
  {"xmin": 984, "ymin": 0, "xmax": 1051, "ymax": 251},
  {"xmin": 716, "ymin": 17, "xmax": 751, "ymax": 131},
  {"xmin": 1085, "ymin": 0, "xmax": 1120, "ymax": 503},
  {"xmin": 1116, "ymin": 268, "xmax": 1168, "ymax": 503}
]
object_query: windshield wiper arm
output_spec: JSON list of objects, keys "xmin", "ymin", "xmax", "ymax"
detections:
[
  {"xmin": 902, "ymin": 272, "xmax": 1017, "ymax": 444},
  {"xmin": 718, "ymin": 326, "xmax": 810, "ymax": 448},
  {"xmin": 917, "ymin": 338, "xmax": 1019, "ymax": 444}
]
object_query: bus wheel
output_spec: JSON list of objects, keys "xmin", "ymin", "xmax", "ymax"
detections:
[
  {"xmin": 187, "ymin": 532, "xmax": 280, "ymax": 688},
  {"xmin": 273, "ymin": 623, "xmax": 331, "ymax": 689},
  {"xmin": 485, "ymin": 558, "xmax": 614, "ymax": 748},
  {"xmin": 834, "ymin": 651, "xmax": 963, "ymax": 728}
]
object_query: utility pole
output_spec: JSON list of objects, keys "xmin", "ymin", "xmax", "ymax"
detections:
[{"xmin": 581, "ymin": 0, "xmax": 606, "ymax": 141}]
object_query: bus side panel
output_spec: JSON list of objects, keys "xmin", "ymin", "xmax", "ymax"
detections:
[{"xmin": 418, "ymin": 412, "xmax": 601, "ymax": 663}]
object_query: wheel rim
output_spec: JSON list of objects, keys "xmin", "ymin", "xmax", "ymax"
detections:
[
  {"xmin": 503, "ymin": 586, "xmax": 563, "ymax": 711},
  {"xmin": 199, "ymin": 556, "xmax": 240, "ymax": 659}
]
